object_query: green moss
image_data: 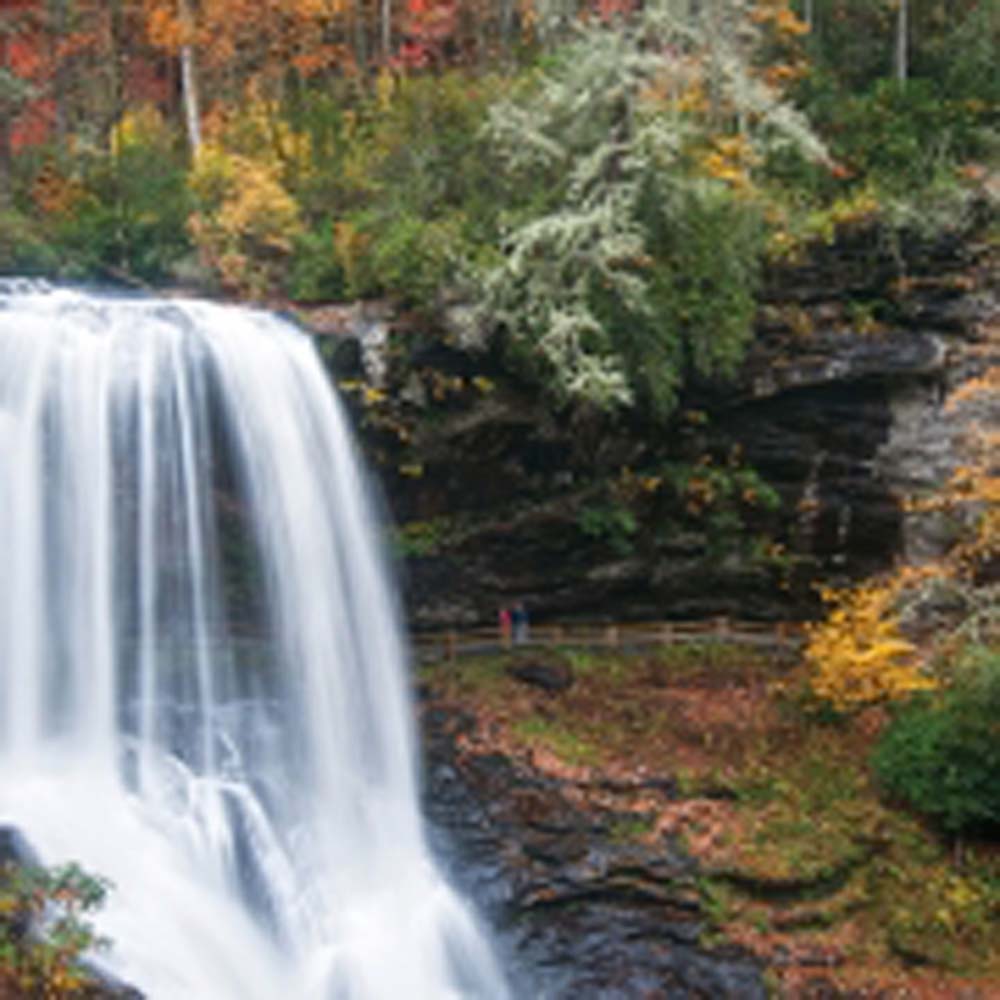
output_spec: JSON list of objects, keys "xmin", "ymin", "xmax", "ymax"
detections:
[{"xmin": 511, "ymin": 715, "xmax": 601, "ymax": 767}]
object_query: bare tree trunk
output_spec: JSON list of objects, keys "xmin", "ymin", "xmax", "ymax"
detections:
[
  {"xmin": 178, "ymin": 0, "xmax": 201, "ymax": 153},
  {"xmin": 380, "ymin": 0, "xmax": 391, "ymax": 61},
  {"xmin": 180, "ymin": 46, "xmax": 201, "ymax": 151},
  {"xmin": 0, "ymin": 29, "xmax": 12, "ymax": 210},
  {"xmin": 500, "ymin": 0, "xmax": 515, "ymax": 60},
  {"xmin": 894, "ymin": 0, "xmax": 908, "ymax": 84},
  {"xmin": 353, "ymin": 0, "xmax": 369, "ymax": 74}
]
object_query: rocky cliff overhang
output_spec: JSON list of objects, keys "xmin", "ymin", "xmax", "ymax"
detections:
[{"xmin": 298, "ymin": 214, "xmax": 998, "ymax": 630}]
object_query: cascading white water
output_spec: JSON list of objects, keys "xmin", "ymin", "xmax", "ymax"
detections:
[{"xmin": 0, "ymin": 283, "xmax": 508, "ymax": 999}]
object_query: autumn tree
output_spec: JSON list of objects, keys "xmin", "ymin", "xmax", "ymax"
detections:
[
  {"xmin": 479, "ymin": 0, "xmax": 826, "ymax": 414},
  {"xmin": 144, "ymin": 0, "xmax": 350, "ymax": 140},
  {"xmin": 0, "ymin": 30, "xmax": 26, "ymax": 206}
]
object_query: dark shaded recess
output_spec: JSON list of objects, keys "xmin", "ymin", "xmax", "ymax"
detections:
[{"xmin": 716, "ymin": 376, "xmax": 902, "ymax": 575}]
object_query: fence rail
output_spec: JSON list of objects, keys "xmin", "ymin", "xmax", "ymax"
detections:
[{"xmin": 412, "ymin": 617, "xmax": 807, "ymax": 662}]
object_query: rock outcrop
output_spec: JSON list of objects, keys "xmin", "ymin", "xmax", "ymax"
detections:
[
  {"xmin": 302, "ymin": 212, "xmax": 998, "ymax": 630},
  {"xmin": 420, "ymin": 705, "xmax": 768, "ymax": 999}
]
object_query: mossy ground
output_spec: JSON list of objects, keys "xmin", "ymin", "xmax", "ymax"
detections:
[{"xmin": 420, "ymin": 643, "xmax": 1000, "ymax": 998}]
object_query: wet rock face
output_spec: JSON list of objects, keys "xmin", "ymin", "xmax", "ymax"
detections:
[
  {"xmin": 420, "ymin": 708, "xmax": 767, "ymax": 999},
  {"xmin": 715, "ymin": 377, "xmax": 903, "ymax": 579}
]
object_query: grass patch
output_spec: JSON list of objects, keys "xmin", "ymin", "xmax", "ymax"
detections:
[{"xmin": 511, "ymin": 714, "xmax": 601, "ymax": 767}]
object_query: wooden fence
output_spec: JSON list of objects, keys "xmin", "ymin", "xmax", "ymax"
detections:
[{"xmin": 412, "ymin": 617, "xmax": 806, "ymax": 663}]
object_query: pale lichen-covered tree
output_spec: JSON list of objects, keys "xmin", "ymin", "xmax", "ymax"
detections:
[{"xmin": 480, "ymin": 0, "xmax": 826, "ymax": 416}]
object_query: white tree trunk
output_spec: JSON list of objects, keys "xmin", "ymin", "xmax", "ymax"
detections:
[
  {"xmin": 894, "ymin": 0, "xmax": 908, "ymax": 83},
  {"xmin": 381, "ymin": 0, "xmax": 391, "ymax": 61},
  {"xmin": 178, "ymin": 0, "xmax": 201, "ymax": 153}
]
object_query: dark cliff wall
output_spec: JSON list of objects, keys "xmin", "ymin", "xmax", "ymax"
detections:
[{"xmin": 305, "ymin": 214, "xmax": 997, "ymax": 630}]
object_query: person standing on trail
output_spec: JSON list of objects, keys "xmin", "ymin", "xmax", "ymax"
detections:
[
  {"xmin": 511, "ymin": 601, "xmax": 529, "ymax": 645},
  {"xmin": 499, "ymin": 606, "xmax": 512, "ymax": 648}
]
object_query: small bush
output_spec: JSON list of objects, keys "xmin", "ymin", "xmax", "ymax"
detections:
[
  {"xmin": 811, "ymin": 79, "xmax": 988, "ymax": 193},
  {"xmin": 287, "ymin": 223, "xmax": 346, "ymax": 302},
  {"xmin": 0, "ymin": 861, "xmax": 110, "ymax": 996},
  {"xmin": 805, "ymin": 582, "xmax": 935, "ymax": 712},
  {"xmin": 872, "ymin": 646, "xmax": 1000, "ymax": 835},
  {"xmin": 52, "ymin": 106, "xmax": 193, "ymax": 282},
  {"xmin": 0, "ymin": 209, "xmax": 61, "ymax": 275}
]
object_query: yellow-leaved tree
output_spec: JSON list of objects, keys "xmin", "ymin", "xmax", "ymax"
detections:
[
  {"xmin": 187, "ymin": 142, "xmax": 303, "ymax": 298},
  {"xmin": 805, "ymin": 581, "xmax": 936, "ymax": 711}
]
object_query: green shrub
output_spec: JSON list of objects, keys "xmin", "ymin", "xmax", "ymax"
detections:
[
  {"xmin": 0, "ymin": 209, "xmax": 61, "ymax": 275},
  {"xmin": 287, "ymin": 224, "xmax": 346, "ymax": 302},
  {"xmin": 340, "ymin": 208, "xmax": 468, "ymax": 308},
  {"xmin": 294, "ymin": 72, "xmax": 505, "ymax": 309},
  {"xmin": 872, "ymin": 646, "xmax": 1000, "ymax": 835},
  {"xmin": 577, "ymin": 503, "xmax": 638, "ymax": 556},
  {"xmin": 0, "ymin": 861, "xmax": 110, "ymax": 995},
  {"xmin": 806, "ymin": 78, "xmax": 989, "ymax": 194},
  {"xmin": 53, "ymin": 108, "xmax": 193, "ymax": 283}
]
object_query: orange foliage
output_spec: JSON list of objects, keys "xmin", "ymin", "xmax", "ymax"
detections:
[
  {"xmin": 144, "ymin": 0, "xmax": 347, "ymax": 94},
  {"xmin": 30, "ymin": 162, "xmax": 84, "ymax": 217}
]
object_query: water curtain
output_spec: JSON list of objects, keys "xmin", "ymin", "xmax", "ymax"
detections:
[{"xmin": 0, "ymin": 284, "xmax": 507, "ymax": 999}]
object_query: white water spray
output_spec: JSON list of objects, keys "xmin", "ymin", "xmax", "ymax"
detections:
[{"xmin": 0, "ymin": 284, "xmax": 508, "ymax": 999}]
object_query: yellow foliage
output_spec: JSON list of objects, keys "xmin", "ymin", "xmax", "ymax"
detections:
[
  {"xmin": 110, "ymin": 104, "xmax": 173, "ymax": 156},
  {"xmin": 698, "ymin": 133, "xmax": 759, "ymax": 193},
  {"xmin": 375, "ymin": 67, "xmax": 397, "ymax": 112},
  {"xmin": 806, "ymin": 582, "xmax": 936, "ymax": 711},
  {"xmin": 187, "ymin": 143, "xmax": 303, "ymax": 297},
  {"xmin": 674, "ymin": 81, "xmax": 710, "ymax": 115},
  {"xmin": 333, "ymin": 220, "xmax": 370, "ymax": 292},
  {"xmin": 206, "ymin": 93, "xmax": 317, "ymax": 181},
  {"xmin": 762, "ymin": 60, "xmax": 808, "ymax": 87}
]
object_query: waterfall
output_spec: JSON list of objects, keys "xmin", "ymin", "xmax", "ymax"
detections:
[{"xmin": 0, "ymin": 283, "xmax": 508, "ymax": 999}]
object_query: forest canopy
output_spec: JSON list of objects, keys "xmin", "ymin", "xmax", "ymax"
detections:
[{"xmin": 1, "ymin": 0, "xmax": 997, "ymax": 413}]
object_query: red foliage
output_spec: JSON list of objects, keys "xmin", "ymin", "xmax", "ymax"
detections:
[
  {"xmin": 592, "ymin": 0, "xmax": 638, "ymax": 22},
  {"xmin": 3, "ymin": 0, "xmax": 170, "ymax": 151},
  {"xmin": 3, "ymin": 3, "xmax": 54, "ymax": 150},
  {"xmin": 394, "ymin": 0, "xmax": 458, "ymax": 70}
]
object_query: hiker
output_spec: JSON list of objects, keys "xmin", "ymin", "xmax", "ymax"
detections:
[
  {"xmin": 498, "ymin": 606, "xmax": 512, "ymax": 648},
  {"xmin": 511, "ymin": 600, "xmax": 529, "ymax": 645}
]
